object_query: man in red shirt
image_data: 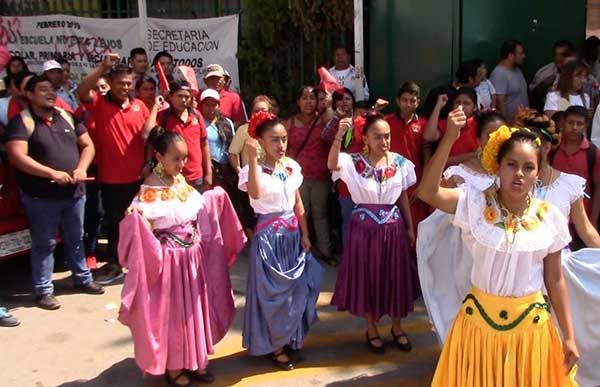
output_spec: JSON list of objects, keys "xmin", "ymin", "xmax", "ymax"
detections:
[
  {"xmin": 142, "ymin": 79, "xmax": 212, "ymax": 191},
  {"xmin": 386, "ymin": 81, "xmax": 430, "ymax": 232},
  {"xmin": 203, "ymin": 63, "xmax": 247, "ymax": 126},
  {"xmin": 552, "ymin": 106, "xmax": 600, "ymax": 224},
  {"xmin": 78, "ymin": 54, "xmax": 150, "ymax": 284}
]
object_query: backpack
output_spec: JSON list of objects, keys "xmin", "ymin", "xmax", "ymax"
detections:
[{"xmin": 19, "ymin": 106, "xmax": 75, "ymax": 138}]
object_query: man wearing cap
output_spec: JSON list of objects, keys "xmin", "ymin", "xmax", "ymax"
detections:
[
  {"xmin": 78, "ymin": 53, "xmax": 150, "ymax": 285},
  {"xmin": 203, "ymin": 64, "xmax": 247, "ymax": 126},
  {"xmin": 44, "ymin": 59, "xmax": 78, "ymax": 110},
  {"xmin": 5, "ymin": 75, "xmax": 104, "ymax": 310}
]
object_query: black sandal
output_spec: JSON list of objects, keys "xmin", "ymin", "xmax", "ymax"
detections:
[
  {"xmin": 186, "ymin": 369, "xmax": 215, "ymax": 384},
  {"xmin": 165, "ymin": 372, "xmax": 194, "ymax": 387},
  {"xmin": 271, "ymin": 350, "xmax": 294, "ymax": 371},
  {"xmin": 365, "ymin": 331, "xmax": 385, "ymax": 354},
  {"xmin": 391, "ymin": 328, "xmax": 412, "ymax": 352}
]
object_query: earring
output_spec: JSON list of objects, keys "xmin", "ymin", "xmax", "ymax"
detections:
[{"xmin": 362, "ymin": 144, "xmax": 369, "ymax": 155}]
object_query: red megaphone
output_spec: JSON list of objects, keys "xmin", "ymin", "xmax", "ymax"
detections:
[{"xmin": 317, "ymin": 66, "xmax": 341, "ymax": 94}]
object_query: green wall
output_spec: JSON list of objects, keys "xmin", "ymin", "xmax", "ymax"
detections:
[
  {"xmin": 461, "ymin": 0, "xmax": 587, "ymax": 81},
  {"xmin": 368, "ymin": 0, "xmax": 459, "ymax": 104},
  {"xmin": 368, "ymin": 0, "xmax": 587, "ymax": 104}
]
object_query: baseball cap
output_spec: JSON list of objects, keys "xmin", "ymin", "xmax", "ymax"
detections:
[
  {"xmin": 43, "ymin": 60, "xmax": 62, "ymax": 72},
  {"xmin": 204, "ymin": 64, "xmax": 224, "ymax": 79},
  {"xmin": 200, "ymin": 88, "xmax": 220, "ymax": 102}
]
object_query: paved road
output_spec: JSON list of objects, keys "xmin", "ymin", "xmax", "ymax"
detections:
[{"xmin": 0, "ymin": 247, "xmax": 439, "ymax": 387}]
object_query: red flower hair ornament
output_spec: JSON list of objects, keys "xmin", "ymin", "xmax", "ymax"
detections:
[{"xmin": 248, "ymin": 111, "xmax": 277, "ymax": 139}]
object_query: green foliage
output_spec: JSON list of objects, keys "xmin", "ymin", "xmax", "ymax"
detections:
[{"xmin": 238, "ymin": 0, "xmax": 353, "ymax": 117}]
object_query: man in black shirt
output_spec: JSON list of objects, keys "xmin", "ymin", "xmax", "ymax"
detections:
[{"xmin": 5, "ymin": 75, "xmax": 103, "ymax": 310}]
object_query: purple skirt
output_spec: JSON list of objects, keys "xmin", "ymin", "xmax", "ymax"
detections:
[{"xmin": 331, "ymin": 204, "xmax": 420, "ymax": 321}]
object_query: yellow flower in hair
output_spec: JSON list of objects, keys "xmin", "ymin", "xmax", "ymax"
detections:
[{"xmin": 481, "ymin": 126, "xmax": 518, "ymax": 174}]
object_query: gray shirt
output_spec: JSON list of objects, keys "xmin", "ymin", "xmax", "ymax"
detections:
[{"xmin": 489, "ymin": 65, "xmax": 529, "ymax": 121}]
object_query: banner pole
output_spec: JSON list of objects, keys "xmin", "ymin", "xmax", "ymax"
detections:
[
  {"xmin": 138, "ymin": 0, "xmax": 148, "ymax": 51},
  {"xmin": 353, "ymin": 0, "xmax": 365, "ymax": 101}
]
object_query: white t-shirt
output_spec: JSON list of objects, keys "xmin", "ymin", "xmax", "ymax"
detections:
[
  {"xmin": 328, "ymin": 65, "xmax": 370, "ymax": 100},
  {"xmin": 475, "ymin": 79, "xmax": 496, "ymax": 110},
  {"xmin": 238, "ymin": 157, "xmax": 303, "ymax": 214},
  {"xmin": 337, "ymin": 152, "xmax": 416, "ymax": 204},
  {"xmin": 544, "ymin": 91, "xmax": 590, "ymax": 112},
  {"xmin": 452, "ymin": 186, "xmax": 571, "ymax": 297},
  {"xmin": 536, "ymin": 172, "xmax": 585, "ymax": 218}
]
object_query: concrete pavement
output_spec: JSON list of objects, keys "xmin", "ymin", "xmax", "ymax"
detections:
[{"xmin": 0, "ymin": 247, "xmax": 439, "ymax": 387}]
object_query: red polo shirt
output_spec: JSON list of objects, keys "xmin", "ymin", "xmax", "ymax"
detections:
[
  {"xmin": 219, "ymin": 89, "xmax": 246, "ymax": 124},
  {"xmin": 438, "ymin": 116, "xmax": 479, "ymax": 157},
  {"xmin": 386, "ymin": 113, "xmax": 427, "ymax": 179},
  {"xmin": 552, "ymin": 138, "xmax": 600, "ymax": 214},
  {"xmin": 7, "ymin": 96, "xmax": 73, "ymax": 121},
  {"xmin": 87, "ymin": 93, "xmax": 149, "ymax": 184},
  {"xmin": 157, "ymin": 109, "xmax": 208, "ymax": 181}
]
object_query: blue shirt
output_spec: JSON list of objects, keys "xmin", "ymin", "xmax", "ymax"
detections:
[{"xmin": 205, "ymin": 117, "xmax": 234, "ymax": 164}]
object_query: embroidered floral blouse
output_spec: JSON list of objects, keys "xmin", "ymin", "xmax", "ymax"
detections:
[
  {"xmin": 131, "ymin": 174, "xmax": 203, "ymax": 230},
  {"xmin": 336, "ymin": 152, "xmax": 416, "ymax": 205},
  {"xmin": 238, "ymin": 157, "xmax": 303, "ymax": 214},
  {"xmin": 453, "ymin": 186, "xmax": 571, "ymax": 297}
]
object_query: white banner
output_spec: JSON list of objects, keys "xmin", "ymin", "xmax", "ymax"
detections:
[
  {"xmin": 147, "ymin": 14, "xmax": 240, "ymax": 91},
  {"xmin": 0, "ymin": 13, "xmax": 240, "ymax": 91}
]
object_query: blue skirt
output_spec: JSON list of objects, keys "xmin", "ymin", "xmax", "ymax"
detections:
[{"xmin": 242, "ymin": 211, "xmax": 323, "ymax": 356}]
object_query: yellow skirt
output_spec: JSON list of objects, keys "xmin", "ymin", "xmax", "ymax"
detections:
[{"xmin": 431, "ymin": 287, "xmax": 578, "ymax": 387}]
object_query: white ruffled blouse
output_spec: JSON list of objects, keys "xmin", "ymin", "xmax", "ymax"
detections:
[
  {"xmin": 453, "ymin": 186, "xmax": 571, "ymax": 297},
  {"xmin": 337, "ymin": 152, "xmax": 416, "ymax": 204},
  {"xmin": 536, "ymin": 172, "xmax": 586, "ymax": 218},
  {"xmin": 238, "ymin": 157, "xmax": 303, "ymax": 214},
  {"xmin": 443, "ymin": 164, "xmax": 495, "ymax": 192},
  {"xmin": 131, "ymin": 176, "xmax": 204, "ymax": 230}
]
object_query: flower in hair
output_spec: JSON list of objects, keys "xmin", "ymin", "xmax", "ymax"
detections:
[
  {"xmin": 248, "ymin": 111, "xmax": 276, "ymax": 138},
  {"xmin": 481, "ymin": 125, "xmax": 517, "ymax": 174}
]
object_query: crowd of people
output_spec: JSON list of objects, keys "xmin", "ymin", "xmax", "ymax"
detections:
[{"xmin": 1, "ymin": 36, "xmax": 600, "ymax": 386}]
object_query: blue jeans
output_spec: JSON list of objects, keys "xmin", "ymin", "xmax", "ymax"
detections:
[
  {"xmin": 21, "ymin": 192, "xmax": 92, "ymax": 297},
  {"xmin": 338, "ymin": 196, "xmax": 355, "ymax": 245}
]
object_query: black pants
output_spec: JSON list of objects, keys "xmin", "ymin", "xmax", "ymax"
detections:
[
  {"xmin": 83, "ymin": 165, "xmax": 103, "ymax": 257},
  {"xmin": 101, "ymin": 181, "xmax": 141, "ymax": 265}
]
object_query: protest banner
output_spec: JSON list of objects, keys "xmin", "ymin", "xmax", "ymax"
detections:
[{"xmin": 0, "ymin": 13, "xmax": 240, "ymax": 90}]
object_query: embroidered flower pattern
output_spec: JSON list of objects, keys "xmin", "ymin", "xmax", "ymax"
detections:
[
  {"xmin": 351, "ymin": 153, "xmax": 405, "ymax": 184},
  {"xmin": 483, "ymin": 190, "xmax": 549, "ymax": 234},
  {"xmin": 138, "ymin": 176, "xmax": 194, "ymax": 203}
]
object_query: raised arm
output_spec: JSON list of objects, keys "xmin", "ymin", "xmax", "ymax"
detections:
[
  {"xmin": 141, "ymin": 96, "xmax": 165, "ymax": 140},
  {"xmin": 423, "ymin": 94, "xmax": 448, "ymax": 142},
  {"xmin": 417, "ymin": 106, "xmax": 466, "ymax": 214},
  {"xmin": 543, "ymin": 250, "xmax": 579, "ymax": 373},
  {"xmin": 78, "ymin": 53, "xmax": 120, "ymax": 103},
  {"xmin": 327, "ymin": 117, "xmax": 352, "ymax": 170},
  {"xmin": 245, "ymin": 137, "xmax": 261, "ymax": 199}
]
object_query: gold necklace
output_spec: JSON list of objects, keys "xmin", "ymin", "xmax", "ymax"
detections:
[
  {"xmin": 495, "ymin": 190, "xmax": 532, "ymax": 244},
  {"xmin": 152, "ymin": 164, "xmax": 192, "ymax": 202}
]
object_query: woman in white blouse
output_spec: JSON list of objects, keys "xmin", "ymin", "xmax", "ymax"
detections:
[
  {"xmin": 328, "ymin": 112, "xmax": 419, "ymax": 354},
  {"xmin": 544, "ymin": 59, "xmax": 591, "ymax": 118},
  {"xmin": 418, "ymin": 106, "xmax": 579, "ymax": 386}
]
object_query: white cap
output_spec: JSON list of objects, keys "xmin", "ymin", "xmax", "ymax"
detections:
[
  {"xmin": 200, "ymin": 88, "xmax": 220, "ymax": 102},
  {"xmin": 43, "ymin": 60, "xmax": 62, "ymax": 72}
]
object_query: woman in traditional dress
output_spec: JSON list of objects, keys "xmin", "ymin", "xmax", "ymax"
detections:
[
  {"xmin": 118, "ymin": 129, "xmax": 246, "ymax": 386},
  {"xmin": 239, "ymin": 111, "xmax": 323, "ymax": 370},
  {"xmin": 417, "ymin": 110, "xmax": 505, "ymax": 343},
  {"xmin": 419, "ymin": 106, "xmax": 579, "ymax": 386},
  {"xmin": 328, "ymin": 111, "xmax": 419, "ymax": 354}
]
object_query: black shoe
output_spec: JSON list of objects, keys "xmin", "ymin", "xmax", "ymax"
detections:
[
  {"xmin": 35, "ymin": 294, "xmax": 61, "ymax": 310},
  {"xmin": 271, "ymin": 350, "xmax": 294, "ymax": 371},
  {"xmin": 391, "ymin": 328, "xmax": 412, "ymax": 352},
  {"xmin": 165, "ymin": 372, "xmax": 194, "ymax": 387},
  {"xmin": 186, "ymin": 369, "xmax": 215, "ymax": 384},
  {"xmin": 74, "ymin": 281, "xmax": 105, "ymax": 295},
  {"xmin": 94, "ymin": 264, "xmax": 124, "ymax": 285},
  {"xmin": 366, "ymin": 331, "xmax": 385, "ymax": 354}
]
